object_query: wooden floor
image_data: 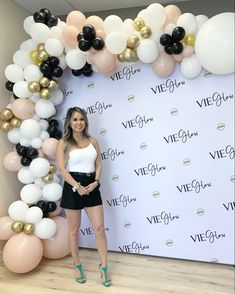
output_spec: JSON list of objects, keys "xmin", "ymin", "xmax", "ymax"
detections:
[{"xmin": 0, "ymin": 249, "xmax": 234, "ymax": 294}]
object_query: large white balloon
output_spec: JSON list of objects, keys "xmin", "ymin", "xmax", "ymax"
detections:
[
  {"xmin": 8, "ymin": 200, "xmax": 28, "ymax": 222},
  {"xmin": 195, "ymin": 12, "xmax": 234, "ymax": 74},
  {"xmin": 177, "ymin": 13, "xmax": 197, "ymax": 34},
  {"xmin": 30, "ymin": 158, "xmax": 50, "ymax": 177},
  {"xmin": 13, "ymin": 81, "xmax": 32, "ymax": 98},
  {"xmin": 5, "ymin": 64, "xmax": 24, "ymax": 83},
  {"xmin": 104, "ymin": 15, "xmax": 123, "ymax": 34},
  {"xmin": 18, "ymin": 167, "xmax": 36, "ymax": 184},
  {"xmin": 24, "ymin": 64, "xmax": 43, "ymax": 82},
  {"xmin": 20, "ymin": 119, "xmax": 41, "ymax": 139},
  {"xmin": 35, "ymin": 99, "xmax": 56, "ymax": 119},
  {"xmin": 24, "ymin": 207, "xmax": 43, "ymax": 224},
  {"xmin": 65, "ymin": 49, "xmax": 86, "ymax": 70},
  {"xmin": 45, "ymin": 38, "xmax": 64, "ymax": 57},
  {"xmin": 144, "ymin": 3, "xmax": 166, "ymax": 30},
  {"xmin": 13, "ymin": 50, "xmax": 32, "ymax": 69},
  {"xmin": 105, "ymin": 32, "xmax": 127, "ymax": 54},
  {"xmin": 35, "ymin": 218, "xmax": 57, "ymax": 239},
  {"xmin": 30, "ymin": 23, "xmax": 51, "ymax": 43},
  {"xmin": 137, "ymin": 39, "xmax": 159, "ymax": 63},
  {"xmin": 20, "ymin": 184, "xmax": 42, "ymax": 204},
  {"xmin": 42, "ymin": 183, "xmax": 63, "ymax": 201}
]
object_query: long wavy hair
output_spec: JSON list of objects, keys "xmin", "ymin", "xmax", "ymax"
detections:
[{"xmin": 62, "ymin": 107, "xmax": 89, "ymax": 161}]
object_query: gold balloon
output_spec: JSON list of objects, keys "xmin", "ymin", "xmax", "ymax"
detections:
[
  {"xmin": 123, "ymin": 48, "xmax": 136, "ymax": 62},
  {"xmin": 0, "ymin": 121, "xmax": 12, "ymax": 132},
  {"xmin": 39, "ymin": 77, "xmax": 50, "ymax": 88},
  {"xmin": 50, "ymin": 164, "xmax": 57, "ymax": 174},
  {"xmin": 41, "ymin": 172, "xmax": 54, "ymax": 183},
  {"xmin": 30, "ymin": 50, "xmax": 39, "ymax": 62},
  {"xmin": 132, "ymin": 49, "xmax": 139, "ymax": 62},
  {"xmin": 28, "ymin": 81, "xmax": 41, "ymax": 93},
  {"xmin": 37, "ymin": 50, "xmax": 49, "ymax": 62},
  {"xmin": 133, "ymin": 17, "xmax": 145, "ymax": 31},
  {"xmin": 0, "ymin": 108, "xmax": 13, "ymax": 120},
  {"xmin": 37, "ymin": 43, "xmax": 45, "ymax": 52},
  {"xmin": 11, "ymin": 221, "xmax": 24, "ymax": 233},
  {"xmin": 48, "ymin": 79, "xmax": 58, "ymax": 90},
  {"xmin": 23, "ymin": 223, "xmax": 35, "ymax": 234},
  {"xmin": 183, "ymin": 34, "xmax": 196, "ymax": 47},
  {"xmin": 40, "ymin": 88, "xmax": 50, "ymax": 99},
  {"xmin": 10, "ymin": 117, "xmax": 21, "ymax": 128},
  {"xmin": 127, "ymin": 35, "xmax": 140, "ymax": 49},
  {"xmin": 117, "ymin": 53, "xmax": 125, "ymax": 62},
  {"xmin": 140, "ymin": 26, "xmax": 152, "ymax": 38}
]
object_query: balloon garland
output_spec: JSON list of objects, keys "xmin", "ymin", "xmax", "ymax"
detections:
[{"xmin": 0, "ymin": 4, "xmax": 234, "ymax": 273}]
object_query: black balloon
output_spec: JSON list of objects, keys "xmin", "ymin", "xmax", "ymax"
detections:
[
  {"xmin": 171, "ymin": 42, "xmax": 184, "ymax": 54},
  {"xmin": 77, "ymin": 32, "xmax": 85, "ymax": 42},
  {"xmin": 39, "ymin": 62, "xmax": 52, "ymax": 76},
  {"xmin": 17, "ymin": 146, "xmax": 28, "ymax": 156},
  {"xmin": 48, "ymin": 56, "xmax": 59, "ymax": 67},
  {"xmin": 52, "ymin": 66, "xmax": 63, "ymax": 77},
  {"xmin": 82, "ymin": 24, "xmax": 96, "ymax": 40},
  {"xmin": 160, "ymin": 34, "xmax": 174, "ymax": 46},
  {"xmin": 13, "ymin": 93, "xmax": 19, "ymax": 99},
  {"xmin": 83, "ymin": 69, "xmax": 93, "ymax": 77},
  {"xmin": 40, "ymin": 8, "xmax": 51, "ymax": 22},
  {"xmin": 47, "ymin": 15, "xmax": 58, "ymax": 27},
  {"xmin": 78, "ymin": 38, "xmax": 91, "ymax": 51},
  {"xmin": 46, "ymin": 201, "xmax": 57, "ymax": 212},
  {"xmin": 53, "ymin": 130, "xmax": 62, "ymax": 139},
  {"xmin": 43, "ymin": 211, "xmax": 49, "ymax": 218},
  {"xmin": 48, "ymin": 124, "xmax": 60, "ymax": 136},
  {"xmin": 27, "ymin": 147, "xmax": 38, "ymax": 159},
  {"xmin": 92, "ymin": 37, "xmax": 104, "ymax": 50},
  {"xmin": 21, "ymin": 156, "xmax": 32, "ymax": 166},
  {"xmin": 36, "ymin": 200, "xmax": 47, "ymax": 211},
  {"xmin": 5, "ymin": 81, "xmax": 14, "ymax": 91},
  {"xmin": 172, "ymin": 26, "xmax": 185, "ymax": 42},
  {"xmin": 164, "ymin": 45, "xmax": 173, "ymax": 54},
  {"xmin": 49, "ymin": 119, "xmax": 59, "ymax": 127},
  {"xmin": 15, "ymin": 143, "xmax": 21, "ymax": 151},
  {"xmin": 33, "ymin": 11, "xmax": 45, "ymax": 23},
  {"xmin": 72, "ymin": 69, "xmax": 82, "ymax": 76}
]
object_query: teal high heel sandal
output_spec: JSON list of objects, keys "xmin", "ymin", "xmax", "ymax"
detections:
[
  {"xmin": 99, "ymin": 264, "xmax": 112, "ymax": 287},
  {"xmin": 73, "ymin": 263, "xmax": 86, "ymax": 284}
]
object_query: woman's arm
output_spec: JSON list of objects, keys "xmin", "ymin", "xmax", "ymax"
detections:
[{"xmin": 91, "ymin": 137, "xmax": 102, "ymax": 182}]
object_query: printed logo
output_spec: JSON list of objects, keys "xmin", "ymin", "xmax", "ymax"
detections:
[
  {"xmin": 176, "ymin": 179, "xmax": 211, "ymax": 193},
  {"xmin": 164, "ymin": 129, "xmax": 199, "ymax": 144},
  {"xmin": 223, "ymin": 202, "xmax": 235, "ymax": 211},
  {"xmin": 134, "ymin": 162, "xmax": 166, "ymax": 176},
  {"xmin": 152, "ymin": 191, "xmax": 160, "ymax": 198},
  {"xmin": 122, "ymin": 114, "xmax": 154, "ymax": 129},
  {"xmin": 151, "ymin": 78, "xmax": 186, "ymax": 94},
  {"xmin": 123, "ymin": 221, "xmax": 131, "ymax": 229},
  {"xmin": 101, "ymin": 148, "xmax": 124, "ymax": 161},
  {"xmin": 127, "ymin": 95, "xmax": 135, "ymax": 102},
  {"xmin": 209, "ymin": 145, "xmax": 234, "ymax": 160},
  {"xmin": 119, "ymin": 241, "xmax": 150, "ymax": 254},
  {"xmin": 62, "ymin": 88, "xmax": 73, "ymax": 97},
  {"xmin": 112, "ymin": 175, "xmax": 119, "ymax": 182},
  {"xmin": 170, "ymin": 108, "xmax": 178, "ymax": 116},
  {"xmin": 110, "ymin": 66, "xmax": 141, "ymax": 81},
  {"xmin": 190, "ymin": 230, "xmax": 226, "ymax": 243},
  {"xmin": 230, "ymin": 175, "xmax": 235, "ymax": 183},
  {"xmin": 87, "ymin": 82, "xmax": 95, "ymax": 89},
  {"xmin": 197, "ymin": 208, "xmax": 205, "ymax": 216},
  {"xmin": 99, "ymin": 128, "xmax": 107, "ymax": 135},
  {"xmin": 165, "ymin": 239, "xmax": 174, "ymax": 247},
  {"xmin": 146, "ymin": 212, "xmax": 179, "ymax": 225},
  {"xmin": 216, "ymin": 122, "xmax": 225, "ymax": 130},
  {"xmin": 80, "ymin": 227, "xmax": 109, "ymax": 236},
  {"xmin": 83, "ymin": 101, "xmax": 112, "ymax": 115},
  {"xmin": 196, "ymin": 91, "xmax": 233, "ymax": 108},
  {"xmin": 139, "ymin": 143, "xmax": 148, "ymax": 150},
  {"xmin": 107, "ymin": 194, "xmax": 137, "ymax": 208},
  {"xmin": 183, "ymin": 158, "xmax": 191, "ymax": 165}
]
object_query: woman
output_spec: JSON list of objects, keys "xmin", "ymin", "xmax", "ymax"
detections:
[{"xmin": 56, "ymin": 107, "xmax": 111, "ymax": 287}]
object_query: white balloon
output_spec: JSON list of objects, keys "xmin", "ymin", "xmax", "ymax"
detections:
[
  {"xmin": 31, "ymin": 137, "xmax": 43, "ymax": 149},
  {"xmin": 18, "ymin": 167, "xmax": 36, "ymax": 184},
  {"xmin": 181, "ymin": 54, "xmax": 202, "ymax": 78},
  {"xmin": 35, "ymin": 218, "xmax": 57, "ymax": 239},
  {"xmin": 7, "ymin": 128, "xmax": 22, "ymax": 144},
  {"xmin": 21, "ymin": 38, "xmax": 38, "ymax": 51},
  {"xmin": 137, "ymin": 9, "xmax": 147, "ymax": 20},
  {"xmin": 104, "ymin": 15, "xmax": 123, "ymax": 34},
  {"xmin": 34, "ymin": 177, "xmax": 47, "ymax": 188},
  {"xmin": 49, "ymin": 89, "xmax": 64, "ymax": 105},
  {"xmin": 39, "ymin": 119, "xmax": 49, "ymax": 131},
  {"xmin": 5, "ymin": 64, "xmax": 24, "ymax": 83},
  {"xmin": 13, "ymin": 50, "xmax": 32, "ymax": 69},
  {"xmin": 50, "ymin": 26, "xmax": 62, "ymax": 39},
  {"xmin": 177, "ymin": 13, "xmax": 197, "ymax": 34},
  {"xmin": 13, "ymin": 81, "xmax": 32, "ymax": 98},
  {"xmin": 42, "ymin": 183, "xmax": 63, "ymax": 201},
  {"xmin": 20, "ymin": 184, "xmax": 42, "ymax": 204},
  {"xmin": 45, "ymin": 38, "xmax": 64, "ymax": 57},
  {"xmin": 20, "ymin": 137, "xmax": 31, "ymax": 147},
  {"xmin": 195, "ymin": 15, "xmax": 209, "ymax": 35},
  {"xmin": 30, "ymin": 23, "xmax": 51, "ymax": 43},
  {"xmin": 137, "ymin": 39, "xmax": 159, "ymax": 63},
  {"xmin": 24, "ymin": 64, "xmax": 43, "ymax": 82},
  {"xmin": 8, "ymin": 200, "xmax": 28, "ymax": 221},
  {"xmin": 123, "ymin": 18, "xmax": 133, "ymax": 26},
  {"xmin": 35, "ymin": 99, "xmax": 56, "ymax": 119},
  {"xmin": 20, "ymin": 119, "xmax": 41, "ymax": 139},
  {"xmin": 195, "ymin": 12, "xmax": 234, "ymax": 74},
  {"xmin": 25, "ymin": 206, "xmax": 43, "ymax": 224},
  {"xmin": 30, "ymin": 158, "xmax": 50, "ymax": 177},
  {"xmin": 65, "ymin": 49, "xmax": 86, "ymax": 70},
  {"xmin": 164, "ymin": 23, "xmax": 176, "ymax": 35},
  {"xmin": 58, "ymin": 54, "xmax": 67, "ymax": 70},
  {"xmin": 29, "ymin": 93, "xmax": 40, "ymax": 103},
  {"xmin": 40, "ymin": 130, "xmax": 49, "ymax": 140},
  {"xmin": 144, "ymin": 3, "xmax": 166, "ymax": 30},
  {"xmin": 121, "ymin": 24, "xmax": 135, "ymax": 37},
  {"xmin": 23, "ymin": 16, "xmax": 35, "ymax": 35},
  {"xmin": 32, "ymin": 114, "xmax": 40, "ymax": 121},
  {"xmin": 105, "ymin": 32, "xmax": 127, "ymax": 54}
]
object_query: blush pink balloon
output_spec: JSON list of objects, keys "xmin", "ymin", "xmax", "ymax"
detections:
[
  {"xmin": 183, "ymin": 46, "xmax": 194, "ymax": 57},
  {"xmin": 3, "ymin": 151, "xmax": 22, "ymax": 172},
  {"xmin": 38, "ymin": 148, "xmax": 45, "ymax": 158},
  {"xmin": 173, "ymin": 53, "xmax": 184, "ymax": 62},
  {"xmin": 152, "ymin": 52, "xmax": 175, "ymax": 77},
  {"xmin": 41, "ymin": 138, "xmax": 58, "ymax": 160},
  {"xmin": 103, "ymin": 66, "xmax": 117, "ymax": 77},
  {"xmin": 0, "ymin": 216, "xmax": 15, "ymax": 240},
  {"xmin": 49, "ymin": 201, "xmax": 62, "ymax": 217},
  {"xmin": 84, "ymin": 15, "xmax": 104, "ymax": 31},
  {"xmin": 42, "ymin": 216, "xmax": 70, "ymax": 259},
  {"xmin": 96, "ymin": 29, "xmax": 106, "ymax": 39},
  {"xmin": 66, "ymin": 11, "xmax": 86, "ymax": 31},
  {"xmin": 61, "ymin": 25, "xmax": 79, "ymax": 47},
  {"xmin": 12, "ymin": 98, "xmax": 34, "ymax": 120},
  {"xmin": 3, "ymin": 233, "xmax": 43, "ymax": 273},
  {"xmin": 164, "ymin": 5, "xmax": 182, "ymax": 26},
  {"xmin": 94, "ymin": 49, "xmax": 116, "ymax": 74}
]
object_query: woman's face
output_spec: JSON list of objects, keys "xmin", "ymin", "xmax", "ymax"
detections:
[{"xmin": 69, "ymin": 111, "xmax": 86, "ymax": 133}]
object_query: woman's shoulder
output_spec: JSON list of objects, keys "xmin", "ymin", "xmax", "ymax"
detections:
[{"xmin": 89, "ymin": 136, "xmax": 98, "ymax": 144}]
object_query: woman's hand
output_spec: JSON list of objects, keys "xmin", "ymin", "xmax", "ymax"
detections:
[
  {"xmin": 77, "ymin": 185, "xmax": 89, "ymax": 196},
  {"xmin": 85, "ymin": 181, "xmax": 98, "ymax": 193}
]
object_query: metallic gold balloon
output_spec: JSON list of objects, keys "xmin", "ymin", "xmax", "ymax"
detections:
[
  {"xmin": 48, "ymin": 79, "xmax": 58, "ymax": 90},
  {"xmin": 127, "ymin": 35, "xmax": 140, "ymax": 49},
  {"xmin": 37, "ymin": 50, "xmax": 49, "ymax": 62},
  {"xmin": 30, "ymin": 50, "xmax": 39, "ymax": 62},
  {"xmin": 140, "ymin": 26, "xmax": 152, "ymax": 38},
  {"xmin": 40, "ymin": 88, "xmax": 50, "ymax": 99},
  {"xmin": 28, "ymin": 81, "xmax": 41, "ymax": 93},
  {"xmin": 50, "ymin": 164, "xmax": 57, "ymax": 174},
  {"xmin": 11, "ymin": 221, "xmax": 24, "ymax": 233},
  {"xmin": 183, "ymin": 34, "xmax": 196, "ymax": 47},
  {"xmin": 23, "ymin": 223, "xmax": 35, "ymax": 234},
  {"xmin": 39, "ymin": 77, "xmax": 50, "ymax": 88},
  {"xmin": 41, "ymin": 172, "xmax": 54, "ymax": 183},
  {"xmin": 10, "ymin": 117, "xmax": 21, "ymax": 128},
  {"xmin": 0, "ymin": 121, "xmax": 12, "ymax": 132},
  {"xmin": 132, "ymin": 49, "xmax": 139, "ymax": 62},
  {"xmin": 123, "ymin": 48, "xmax": 136, "ymax": 62},
  {"xmin": 37, "ymin": 43, "xmax": 45, "ymax": 52},
  {"xmin": 0, "ymin": 108, "xmax": 13, "ymax": 120},
  {"xmin": 133, "ymin": 17, "xmax": 145, "ymax": 31},
  {"xmin": 117, "ymin": 53, "xmax": 125, "ymax": 62}
]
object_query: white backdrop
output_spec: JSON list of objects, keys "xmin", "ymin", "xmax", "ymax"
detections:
[{"xmin": 57, "ymin": 63, "xmax": 234, "ymax": 265}]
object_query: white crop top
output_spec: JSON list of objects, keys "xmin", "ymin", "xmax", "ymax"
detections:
[{"xmin": 67, "ymin": 143, "xmax": 97, "ymax": 173}]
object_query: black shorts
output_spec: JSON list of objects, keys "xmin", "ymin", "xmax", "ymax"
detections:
[{"xmin": 60, "ymin": 172, "xmax": 102, "ymax": 210}]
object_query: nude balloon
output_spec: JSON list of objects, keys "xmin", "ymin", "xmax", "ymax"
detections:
[
  {"xmin": 84, "ymin": 15, "xmax": 104, "ymax": 30},
  {"xmin": 12, "ymin": 98, "xmax": 34, "ymax": 120},
  {"xmin": 66, "ymin": 11, "xmax": 86, "ymax": 31},
  {"xmin": 94, "ymin": 49, "xmax": 116, "ymax": 74},
  {"xmin": 164, "ymin": 5, "xmax": 182, "ymax": 26},
  {"xmin": 152, "ymin": 52, "xmax": 175, "ymax": 77},
  {"xmin": 42, "ymin": 138, "xmax": 58, "ymax": 159},
  {"xmin": 0, "ymin": 216, "xmax": 15, "ymax": 240}
]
